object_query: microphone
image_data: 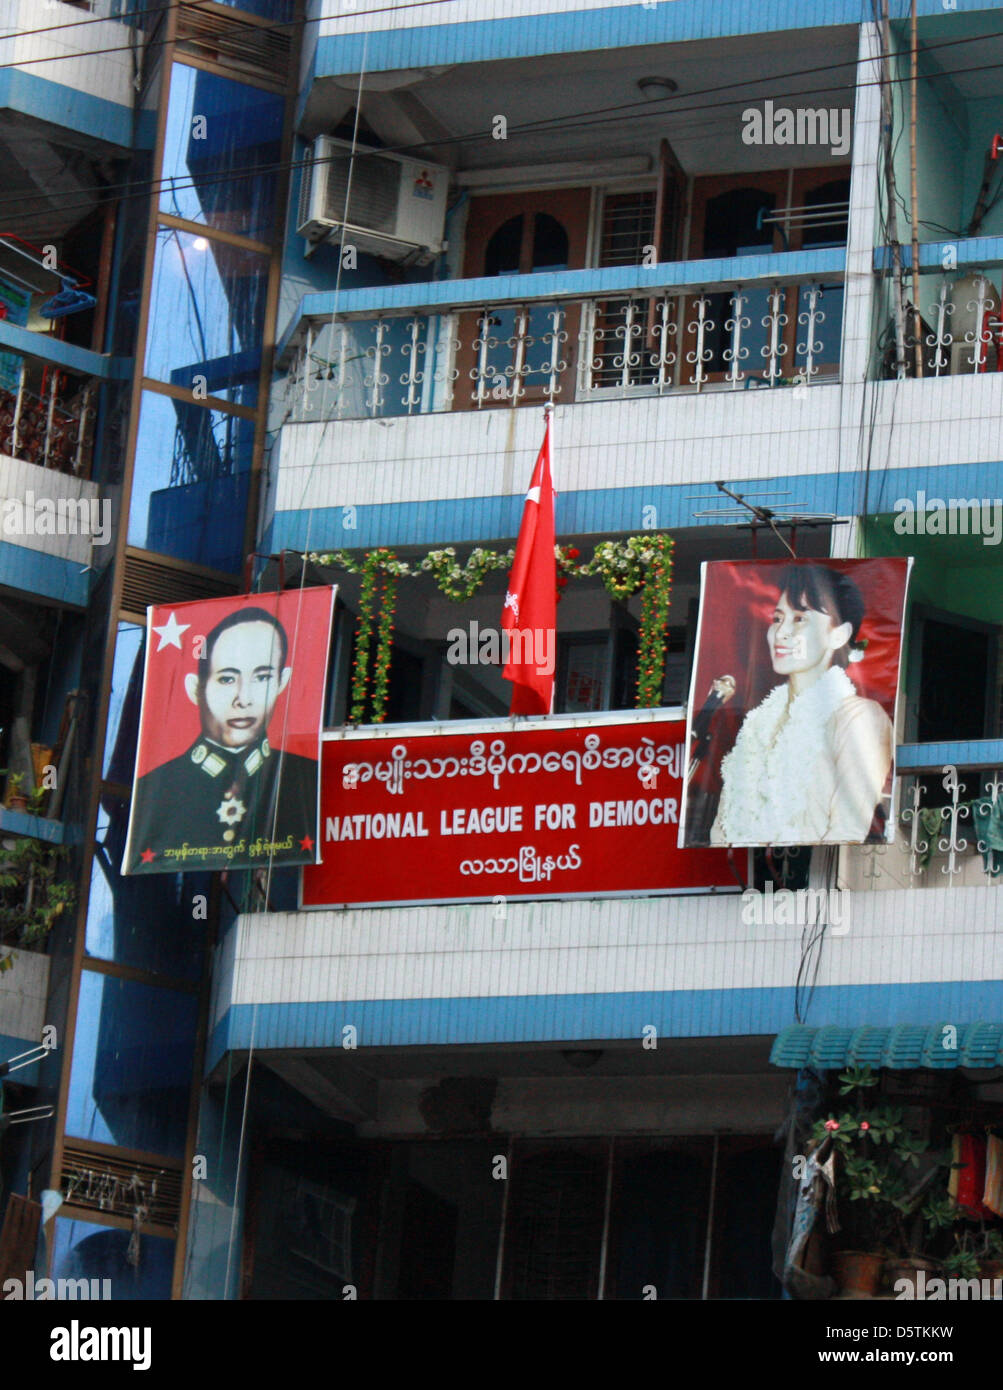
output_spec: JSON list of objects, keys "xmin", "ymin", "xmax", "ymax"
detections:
[{"xmin": 686, "ymin": 676, "xmax": 736, "ymax": 783}]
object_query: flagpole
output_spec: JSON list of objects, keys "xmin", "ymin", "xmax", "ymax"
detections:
[
  {"xmin": 501, "ymin": 405, "xmax": 557, "ymax": 718},
  {"xmin": 544, "ymin": 403, "xmax": 555, "ymax": 715}
]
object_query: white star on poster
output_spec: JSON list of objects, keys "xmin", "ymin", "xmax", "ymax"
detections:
[{"xmin": 152, "ymin": 610, "xmax": 191, "ymax": 651}]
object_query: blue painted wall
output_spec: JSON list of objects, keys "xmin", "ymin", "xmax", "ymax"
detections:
[
  {"xmin": 208, "ymin": 978, "xmax": 1003, "ymax": 1071},
  {"xmin": 263, "ymin": 455, "xmax": 1003, "ymax": 555},
  {"xmin": 312, "ymin": 0, "xmax": 990, "ymax": 80},
  {"xmin": 0, "ymin": 540, "xmax": 90, "ymax": 607}
]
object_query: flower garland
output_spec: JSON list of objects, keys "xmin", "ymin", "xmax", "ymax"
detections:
[
  {"xmin": 419, "ymin": 546, "xmax": 514, "ymax": 602},
  {"xmin": 312, "ymin": 533, "xmax": 676, "ymax": 714},
  {"xmin": 370, "ymin": 564, "xmax": 397, "ymax": 723},
  {"xmin": 635, "ymin": 535, "xmax": 674, "ymax": 708},
  {"xmin": 348, "ymin": 549, "xmax": 381, "ymax": 723}
]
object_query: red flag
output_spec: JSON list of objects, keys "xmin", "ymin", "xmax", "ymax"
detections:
[{"xmin": 502, "ymin": 413, "xmax": 556, "ymax": 715}]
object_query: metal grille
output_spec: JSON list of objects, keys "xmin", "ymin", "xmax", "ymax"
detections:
[
  {"xmin": 120, "ymin": 549, "xmax": 239, "ymax": 617},
  {"xmin": 177, "ymin": 2, "xmax": 292, "ymax": 84},
  {"xmin": 322, "ymin": 156, "xmax": 400, "ymax": 234},
  {"xmin": 598, "ymin": 191, "xmax": 656, "ymax": 268},
  {"xmin": 593, "ymin": 193, "xmax": 661, "ymax": 387},
  {"xmin": 60, "ymin": 1145, "xmax": 183, "ymax": 1229}
]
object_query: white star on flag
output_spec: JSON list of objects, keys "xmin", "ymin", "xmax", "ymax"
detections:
[
  {"xmin": 525, "ymin": 485, "xmax": 541, "ymax": 504},
  {"xmin": 152, "ymin": 610, "xmax": 191, "ymax": 651}
]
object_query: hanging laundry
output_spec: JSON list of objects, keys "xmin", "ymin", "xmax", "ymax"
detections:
[
  {"xmin": 951, "ymin": 1133, "xmax": 993, "ymax": 1218},
  {"xmin": 913, "ymin": 807, "xmax": 946, "ymax": 870},
  {"xmin": 969, "ymin": 795, "xmax": 1003, "ymax": 876},
  {"xmin": 984, "ymin": 1134, "xmax": 1003, "ymax": 1218}
]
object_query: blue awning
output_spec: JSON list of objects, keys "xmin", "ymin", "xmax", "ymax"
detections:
[{"xmin": 770, "ymin": 1023, "xmax": 1003, "ymax": 1071}]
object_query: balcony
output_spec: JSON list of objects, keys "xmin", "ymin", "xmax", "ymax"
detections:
[
  {"xmin": 0, "ymin": 0, "xmax": 137, "ymax": 138},
  {"xmin": 0, "ymin": 312, "xmax": 131, "ymax": 480},
  {"xmin": 0, "ymin": 347, "xmax": 99, "ymax": 479},
  {"xmin": 873, "ymin": 239, "xmax": 1003, "ymax": 379},
  {"xmin": 840, "ymin": 748, "xmax": 1003, "ymax": 893},
  {"xmin": 278, "ymin": 251, "xmax": 845, "ymax": 423}
]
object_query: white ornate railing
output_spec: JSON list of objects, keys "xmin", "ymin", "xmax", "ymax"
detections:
[
  {"xmin": 282, "ymin": 276, "xmax": 843, "ymax": 422},
  {"xmin": 921, "ymin": 273, "xmax": 1002, "ymax": 375},
  {"xmin": 898, "ymin": 765, "xmax": 1003, "ymax": 881}
]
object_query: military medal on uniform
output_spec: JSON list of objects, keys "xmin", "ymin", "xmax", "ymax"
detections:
[{"xmin": 191, "ymin": 737, "xmax": 271, "ymax": 842}]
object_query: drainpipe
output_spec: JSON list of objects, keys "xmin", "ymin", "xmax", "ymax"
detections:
[
  {"xmin": 880, "ymin": 0, "xmax": 908, "ymax": 379},
  {"xmin": 909, "ymin": 0, "xmax": 923, "ymax": 376},
  {"xmin": 437, "ymin": 191, "xmax": 468, "ymax": 282}
]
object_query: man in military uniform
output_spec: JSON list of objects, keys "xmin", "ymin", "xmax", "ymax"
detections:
[{"xmin": 126, "ymin": 606, "xmax": 319, "ymax": 874}]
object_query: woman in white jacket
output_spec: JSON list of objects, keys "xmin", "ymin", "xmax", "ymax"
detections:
[{"xmin": 710, "ymin": 564, "xmax": 894, "ymax": 847}]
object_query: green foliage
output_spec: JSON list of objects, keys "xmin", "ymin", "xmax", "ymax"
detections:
[
  {"xmin": 0, "ymin": 833, "xmax": 75, "ymax": 948},
  {"xmin": 311, "ymin": 536, "xmax": 677, "ymax": 715},
  {"xmin": 982, "ymin": 1227, "xmax": 1003, "ymax": 1261},
  {"xmin": 837, "ymin": 1065, "xmax": 880, "ymax": 1095},
  {"xmin": 942, "ymin": 1246, "xmax": 981, "ymax": 1280},
  {"xmin": 811, "ymin": 1067, "xmax": 945, "ymax": 1256},
  {"xmin": 921, "ymin": 1193, "xmax": 959, "ymax": 1233}
]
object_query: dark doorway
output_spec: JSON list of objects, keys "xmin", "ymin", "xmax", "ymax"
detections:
[
  {"xmin": 915, "ymin": 614, "xmax": 997, "ymax": 743},
  {"xmin": 397, "ymin": 1180, "xmax": 458, "ymax": 1299}
]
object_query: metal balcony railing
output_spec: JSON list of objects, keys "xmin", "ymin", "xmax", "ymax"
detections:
[
  {"xmin": 0, "ymin": 350, "xmax": 98, "ymax": 478},
  {"xmin": 281, "ymin": 275, "xmax": 843, "ymax": 423},
  {"xmin": 846, "ymin": 764, "xmax": 1003, "ymax": 889}
]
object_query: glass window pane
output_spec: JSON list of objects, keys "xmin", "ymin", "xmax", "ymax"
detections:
[
  {"xmin": 212, "ymin": 0, "xmax": 293, "ymax": 17},
  {"xmin": 53, "ymin": 1218, "xmax": 174, "ymax": 1300},
  {"xmin": 103, "ymin": 623, "xmax": 143, "ymax": 780},
  {"xmin": 128, "ymin": 389, "xmax": 255, "ymax": 572},
  {"xmin": 86, "ymin": 796, "xmax": 209, "ymax": 980},
  {"xmin": 161, "ymin": 64, "xmax": 283, "ymax": 242},
  {"xmin": 144, "ymin": 226, "xmax": 265, "ymax": 404},
  {"xmin": 65, "ymin": 970, "xmax": 198, "ymax": 1158}
]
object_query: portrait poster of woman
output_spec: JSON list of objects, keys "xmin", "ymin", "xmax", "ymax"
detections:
[{"xmin": 678, "ymin": 557, "xmax": 912, "ymax": 850}]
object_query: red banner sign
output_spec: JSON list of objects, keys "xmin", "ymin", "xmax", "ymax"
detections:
[{"xmin": 302, "ymin": 715, "xmax": 735, "ymax": 908}]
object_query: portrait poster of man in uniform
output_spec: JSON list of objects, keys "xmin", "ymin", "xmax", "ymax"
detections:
[
  {"xmin": 678, "ymin": 557, "xmax": 911, "ymax": 850},
  {"xmin": 124, "ymin": 588, "xmax": 335, "ymax": 875}
]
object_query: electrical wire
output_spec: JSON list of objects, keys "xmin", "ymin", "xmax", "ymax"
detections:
[
  {"xmin": 219, "ymin": 36, "xmax": 372, "ymax": 1298},
  {"xmin": 1, "ymin": 39, "xmax": 1000, "ymax": 230},
  {"xmin": 0, "ymin": 0, "xmax": 474, "ymax": 70}
]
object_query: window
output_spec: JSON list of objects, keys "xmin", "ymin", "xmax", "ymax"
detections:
[
  {"xmin": 128, "ymin": 389, "xmax": 254, "ymax": 573},
  {"xmin": 65, "ymin": 972, "xmax": 198, "ymax": 1158},
  {"xmin": 482, "ymin": 212, "xmax": 571, "ymax": 277},
  {"xmin": 160, "ymin": 65, "xmax": 284, "ymax": 242},
  {"xmin": 589, "ymin": 192, "xmax": 662, "ymax": 389},
  {"xmin": 458, "ymin": 190, "xmax": 590, "ymax": 409},
  {"xmin": 598, "ymin": 191, "xmax": 656, "ymax": 268},
  {"xmin": 908, "ymin": 606, "xmax": 1000, "ymax": 743},
  {"xmin": 52, "ymin": 1220, "xmax": 175, "ymax": 1300}
]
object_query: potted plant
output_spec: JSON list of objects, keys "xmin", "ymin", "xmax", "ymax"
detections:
[
  {"xmin": 942, "ymin": 1233, "xmax": 981, "ymax": 1282},
  {"xmin": 811, "ymin": 1066, "xmax": 940, "ymax": 1296},
  {"xmin": 943, "ymin": 1224, "xmax": 1003, "ymax": 1281},
  {"xmin": 3, "ymin": 770, "xmax": 28, "ymax": 813},
  {"xmin": 884, "ymin": 1192, "xmax": 954, "ymax": 1297},
  {"xmin": 980, "ymin": 1227, "xmax": 1003, "ymax": 1280},
  {"xmin": 0, "ymin": 831, "xmax": 75, "ymax": 954}
]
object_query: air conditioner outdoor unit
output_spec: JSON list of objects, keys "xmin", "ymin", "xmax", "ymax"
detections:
[{"xmin": 297, "ymin": 135, "xmax": 448, "ymax": 264}]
